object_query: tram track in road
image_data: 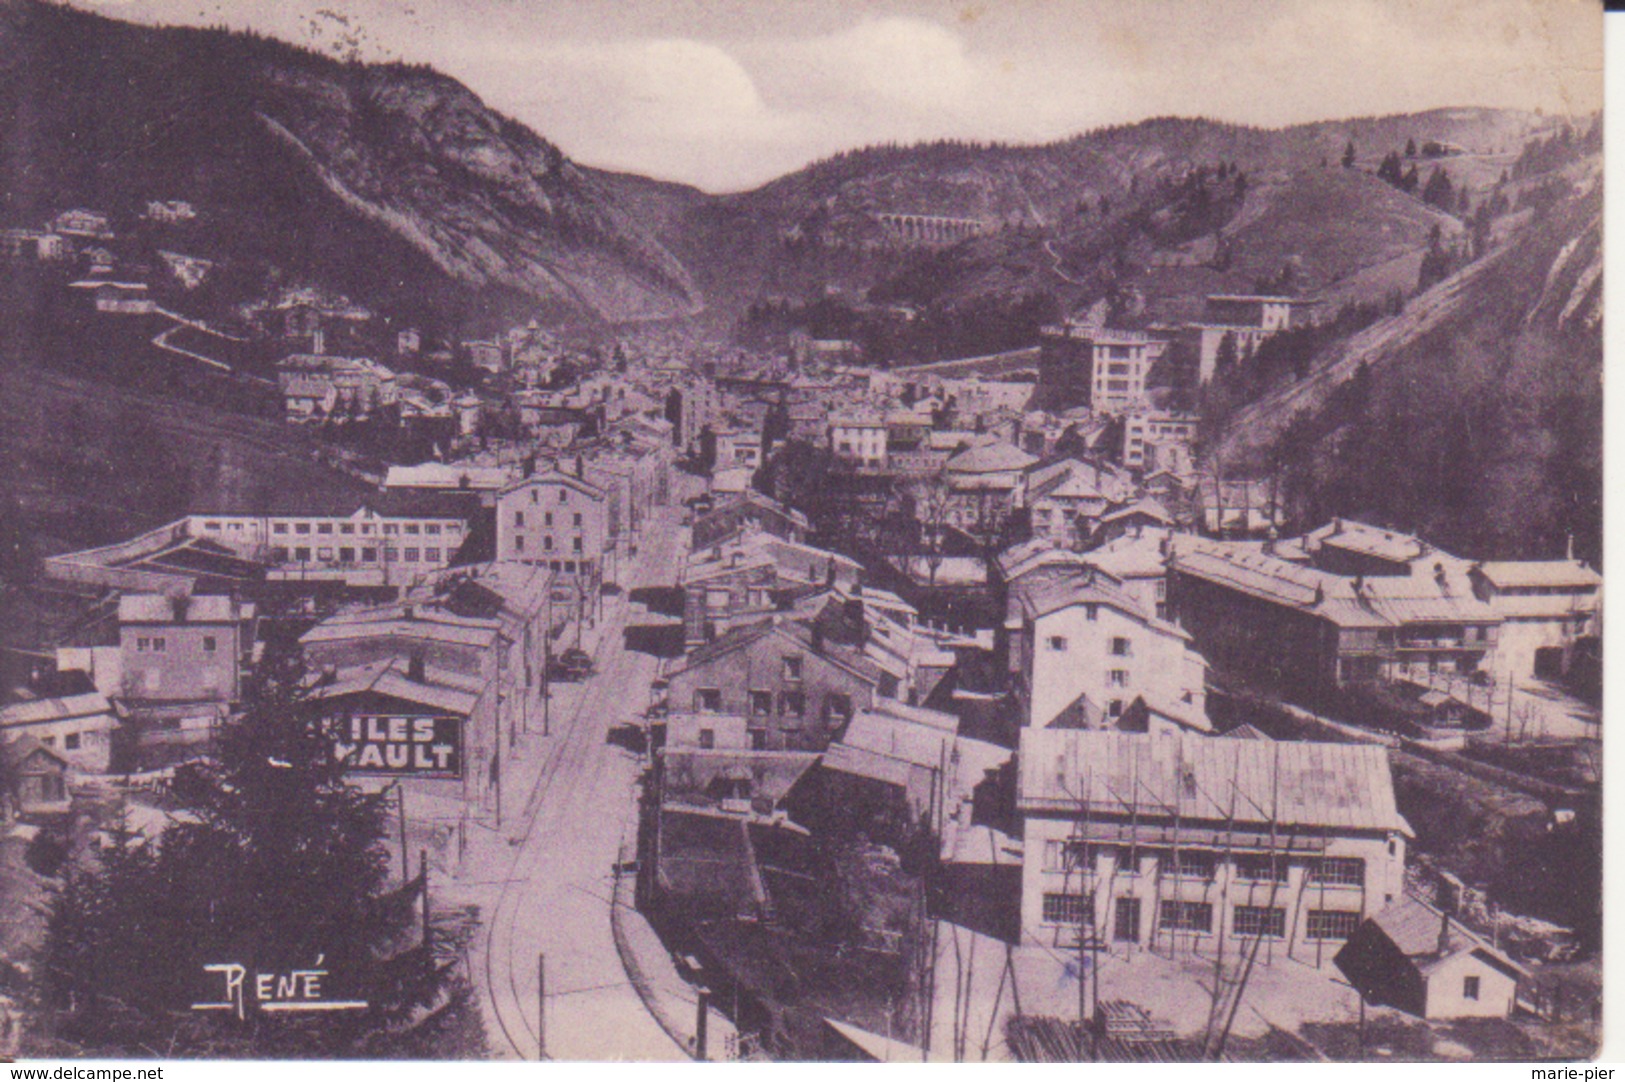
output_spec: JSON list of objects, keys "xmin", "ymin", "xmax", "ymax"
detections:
[{"xmin": 476, "ymin": 508, "xmax": 686, "ymax": 1061}]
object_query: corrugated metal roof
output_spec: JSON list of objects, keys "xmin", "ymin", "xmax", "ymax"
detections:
[
  {"xmin": 0, "ymin": 691, "xmax": 114, "ymax": 727},
  {"xmin": 1017, "ymin": 729, "xmax": 1411, "ymax": 836},
  {"xmin": 1477, "ymin": 560, "xmax": 1603, "ymax": 589}
]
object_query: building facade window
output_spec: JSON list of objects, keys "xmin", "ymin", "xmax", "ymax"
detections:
[
  {"xmin": 1235, "ymin": 854, "xmax": 1289, "ymax": 882},
  {"xmin": 1463, "ymin": 976, "xmax": 1480, "ymax": 1001},
  {"xmin": 202, "ymin": 636, "xmax": 218, "ymax": 653},
  {"xmin": 694, "ymin": 688, "xmax": 722, "ymax": 713},
  {"xmin": 750, "ymin": 690, "xmax": 773, "ymax": 716},
  {"xmin": 1308, "ymin": 857, "xmax": 1365, "ymax": 887},
  {"xmin": 1048, "ymin": 635, "xmax": 1068, "ymax": 652},
  {"xmin": 1167, "ymin": 851, "xmax": 1214, "ymax": 880},
  {"xmin": 1305, "ymin": 910, "xmax": 1361, "ymax": 941},
  {"xmin": 1233, "ymin": 906, "xmax": 1286, "ymax": 938},
  {"xmin": 1159, "ymin": 900, "xmax": 1212, "ymax": 933},
  {"xmin": 1041, "ymin": 892, "xmax": 1089, "ymax": 926},
  {"xmin": 1111, "ymin": 637, "xmax": 1133, "ymax": 656}
]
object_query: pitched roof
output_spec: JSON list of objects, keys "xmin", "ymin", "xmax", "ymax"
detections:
[
  {"xmin": 0, "ymin": 692, "xmax": 114, "ymax": 728},
  {"xmin": 945, "ymin": 440, "xmax": 1037, "ymax": 475},
  {"xmin": 498, "ymin": 468, "xmax": 606, "ymax": 500},
  {"xmin": 118, "ymin": 593, "xmax": 241, "ymax": 624},
  {"xmin": 1367, "ymin": 895, "xmax": 1527, "ymax": 977},
  {"xmin": 1475, "ymin": 560, "xmax": 1603, "ymax": 590},
  {"xmin": 665, "ymin": 619, "xmax": 883, "ymax": 687},
  {"xmin": 1017, "ymin": 729, "xmax": 1413, "ymax": 837},
  {"xmin": 1099, "ymin": 497, "xmax": 1173, "ymax": 527},
  {"xmin": 306, "ymin": 660, "xmax": 481, "ymax": 716}
]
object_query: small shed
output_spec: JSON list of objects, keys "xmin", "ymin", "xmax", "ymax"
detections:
[
  {"xmin": 1335, "ymin": 894, "xmax": 1526, "ymax": 1019},
  {"xmin": 3, "ymin": 737, "xmax": 72, "ymax": 817}
]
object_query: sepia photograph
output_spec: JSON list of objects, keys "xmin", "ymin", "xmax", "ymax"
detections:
[{"xmin": 0, "ymin": 0, "xmax": 1605, "ymax": 1064}]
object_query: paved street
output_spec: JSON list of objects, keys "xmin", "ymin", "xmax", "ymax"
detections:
[{"xmin": 455, "ymin": 503, "xmax": 689, "ymax": 1061}]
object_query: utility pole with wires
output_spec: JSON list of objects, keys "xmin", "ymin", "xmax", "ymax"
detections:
[{"xmin": 537, "ymin": 953, "xmax": 547, "ymax": 1060}]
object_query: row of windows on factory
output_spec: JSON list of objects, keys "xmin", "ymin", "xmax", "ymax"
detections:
[
  {"xmin": 205, "ymin": 520, "xmax": 457, "ymax": 537},
  {"xmin": 1041, "ymin": 843, "xmax": 1368, "ymax": 888},
  {"xmin": 1040, "ymin": 893, "xmax": 1363, "ymax": 942},
  {"xmin": 270, "ymin": 546, "xmax": 442, "ymax": 564}
]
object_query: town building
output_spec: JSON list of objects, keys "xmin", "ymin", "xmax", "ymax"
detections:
[
  {"xmin": 1037, "ymin": 323, "xmax": 1167, "ymax": 414},
  {"xmin": 1167, "ymin": 528, "xmax": 1504, "ymax": 696},
  {"xmin": 67, "ymin": 278, "xmax": 155, "ymax": 314},
  {"xmin": 1179, "ymin": 294, "xmax": 1320, "ymax": 385},
  {"xmin": 276, "ymin": 353, "xmax": 399, "ymax": 421},
  {"xmin": 1017, "ymin": 729, "xmax": 1412, "ymax": 963},
  {"xmin": 677, "ymin": 379, "xmax": 724, "ymax": 453},
  {"xmin": 1198, "ymin": 478, "xmax": 1283, "ymax": 538},
  {"xmin": 51, "ymin": 208, "xmax": 113, "ymax": 239},
  {"xmin": 495, "ymin": 467, "xmax": 609, "ymax": 582},
  {"xmin": 691, "ymin": 491, "xmax": 811, "ymax": 551},
  {"xmin": 1335, "ymin": 895, "xmax": 1525, "ymax": 1019},
  {"xmin": 1468, "ymin": 559, "xmax": 1602, "ymax": 680},
  {"xmin": 1122, "ymin": 410, "xmax": 1199, "ymax": 471},
  {"xmin": 463, "ymin": 339, "xmax": 504, "ymax": 373},
  {"xmin": 940, "ymin": 440, "xmax": 1038, "ymax": 542},
  {"xmin": 680, "ymin": 533, "xmax": 862, "ymax": 647},
  {"xmin": 828, "ymin": 411, "xmax": 889, "ymax": 470},
  {"xmin": 116, "ymin": 593, "xmax": 256, "ymax": 706},
  {"xmin": 1025, "ymin": 458, "xmax": 1136, "ymax": 548},
  {"xmin": 0, "ymin": 686, "xmax": 117, "ymax": 774},
  {"xmin": 1007, "ymin": 568, "xmax": 1211, "ymax": 734},
  {"xmin": 714, "ymin": 429, "xmax": 767, "ymax": 472},
  {"xmin": 184, "ymin": 496, "xmax": 475, "ymax": 588},
  {"xmin": 300, "ymin": 565, "xmax": 555, "ymax": 832},
  {"xmin": 661, "ymin": 617, "xmax": 889, "ymax": 752}
]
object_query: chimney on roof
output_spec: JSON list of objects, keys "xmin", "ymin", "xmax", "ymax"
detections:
[
  {"xmin": 1437, "ymin": 909, "xmax": 1453, "ymax": 958},
  {"xmin": 522, "ymin": 454, "xmax": 536, "ymax": 479},
  {"xmin": 407, "ymin": 654, "xmax": 426, "ymax": 683},
  {"xmin": 170, "ymin": 595, "xmax": 189, "ymax": 623},
  {"xmin": 404, "ymin": 604, "xmax": 416, "ymax": 621},
  {"xmin": 1567, "ymin": 533, "xmax": 1575, "ymax": 561},
  {"xmin": 574, "ymin": 454, "xmax": 585, "ymax": 479}
]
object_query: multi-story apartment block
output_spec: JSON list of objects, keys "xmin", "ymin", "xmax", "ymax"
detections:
[{"xmin": 1038, "ymin": 323, "xmax": 1167, "ymax": 414}]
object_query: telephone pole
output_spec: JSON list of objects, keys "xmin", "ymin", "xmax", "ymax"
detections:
[{"xmin": 537, "ymin": 953, "xmax": 547, "ymax": 1059}]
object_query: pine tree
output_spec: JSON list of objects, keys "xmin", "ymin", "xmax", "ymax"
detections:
[
  {"xmin": 1421, "ymin": 167, "xmax": 1454, "ymax": 210},
  {"xmin": 38, "ymin": 648, "xmax": 484, "ymax": 1057},
  {"xmin": 1342, "ymin": 140, "xmax": 1356, "ymax": 168},
  {"xmin": 1405, "ymin": 137, "xmax": 1417, "ymax": 158}
]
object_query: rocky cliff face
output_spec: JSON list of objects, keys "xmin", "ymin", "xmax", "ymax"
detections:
[{"xmin": 0, "ymin": 0, "xmax": 703, "ymax": 324}]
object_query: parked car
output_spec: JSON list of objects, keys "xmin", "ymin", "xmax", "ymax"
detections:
[{"xmin": 550, "ymin": 647, "xmax": 594, "ymax": 681}]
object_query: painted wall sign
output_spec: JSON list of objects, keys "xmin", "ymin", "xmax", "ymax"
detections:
[{"xmin": 330, "ymin": 714, "xmax": 462, "ymax": 777}]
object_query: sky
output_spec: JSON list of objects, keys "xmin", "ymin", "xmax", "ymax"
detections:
[{"xmin": 70, "ymin": 0, "xmax": 1604, "ymax": 192}]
